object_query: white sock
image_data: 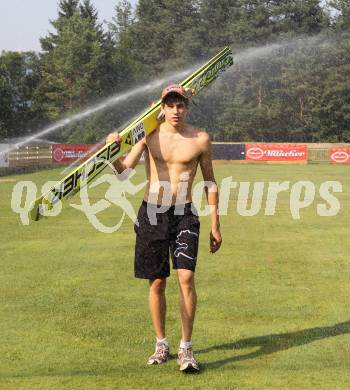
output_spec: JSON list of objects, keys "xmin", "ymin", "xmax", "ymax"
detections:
[
  {"xmin": 156, "ymin": 337, "xmax": 169, "ymax": 346},
  {"xmin": 180, "ymin": 340, "xmax": 192, "ymax": 349}
]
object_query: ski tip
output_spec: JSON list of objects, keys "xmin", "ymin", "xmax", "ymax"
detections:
[
  {"xmin": 29, "ymin": 199, "xmax": 43, "ymax": 222},
  {"xmin": 29, "ymin": 205, "xmax": 41, "ymax": 222}
]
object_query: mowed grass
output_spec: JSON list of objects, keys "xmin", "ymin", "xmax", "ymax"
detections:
[{"xmin": 1, "ymin": 163, "xmax": 350, "ymax": 389}]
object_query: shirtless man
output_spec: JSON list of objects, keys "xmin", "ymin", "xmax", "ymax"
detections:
[{"xmin": 106, "ymin": 84, "xmax": 222, "ymax": 372}]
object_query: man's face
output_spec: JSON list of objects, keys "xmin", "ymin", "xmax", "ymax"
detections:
[{"xmin": 161, "ymin": 97, "xmax": 189, "ymax": 128}]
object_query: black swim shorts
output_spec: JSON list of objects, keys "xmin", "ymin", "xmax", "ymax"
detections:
[{"xmin": 134, "ymin": 201, "xmax": 200, "ymax": 279}]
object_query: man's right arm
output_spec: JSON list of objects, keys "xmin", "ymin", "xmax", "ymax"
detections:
[{"xmin": 106, "ymin": 132, "xmax": 146, "ymax": 174}]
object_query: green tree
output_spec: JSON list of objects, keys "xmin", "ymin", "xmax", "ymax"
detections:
[
  {"xmin": 126, "ymin": 0, "xmax": 201, "ymax": 76},
  {"xmin": 199, "ymin": 0, "xmax": 242, "ymax": 49},
  {"xmin": 40, "ymin": 0, "xmax": 80, "ymax": 51},
  {"xmin": 0, "ymin": 51, "xmax": 40, "ymax": 139},
  {"xmin": 0, "ymin": 58, "xmax": 15, "ymax": 139},
  {"xmin": 330, "ymin": 0, "xmax": 350, "ymax": 30},
  {"xmin": 109, "ymin": 0, "xmax": 134, "ymax": 40},
  {"xmin": 108, "ymin": 0, "xmax": 139, "ymax": 87},
  {"xmin": 309, "ymin": 32, "xmax": 350, "ymax": 141},
  {"xmin": 37, "ymin": 2, "xmax": 105, "ymax": 121},
  {"xmin": 272, "ymin": 0, "xmax": 329, "ymax": 35}
]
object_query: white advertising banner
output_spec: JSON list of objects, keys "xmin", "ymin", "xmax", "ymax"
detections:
[{"xmin": 0, "ymin": 144, "xmax": 9, "ymax": 167}]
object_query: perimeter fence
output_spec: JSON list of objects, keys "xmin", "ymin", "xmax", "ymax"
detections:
[{"xmin": 1, "ymin": 142, "xmax": 349, "ymax": 176}]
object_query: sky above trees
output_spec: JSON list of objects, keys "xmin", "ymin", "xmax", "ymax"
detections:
[{"xmin": 0, "ymin": 0, "xmax": 137, "ymax": 52}]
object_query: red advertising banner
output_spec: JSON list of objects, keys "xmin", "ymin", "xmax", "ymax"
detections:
[
  {"xmin": 52, "ymin": 144, "xmax": 103, "ymax": 163},
  {"xmin": 245, "ymin": 144, "xmax": 308, "ymax": 161},
  {"xmin": 329, "ymin": 148, "xmax": 350, "ymax": 164}
]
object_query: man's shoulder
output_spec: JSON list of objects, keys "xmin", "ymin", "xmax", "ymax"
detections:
[
  {"xmin": 189, "ymin": 127, "xmax": 211, "ymax": 152},
  {"xmin": 144, "ymin": 126, "xmax": 160, "ymax": 142},
  {"xmin": 187, "ymin": 126, "xmax": 210, "ymax": 141}
]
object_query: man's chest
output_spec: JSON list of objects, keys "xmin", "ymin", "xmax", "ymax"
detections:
[{"xmin": 147, "ymin": 135, "xmax": 201, "ymax": 164}]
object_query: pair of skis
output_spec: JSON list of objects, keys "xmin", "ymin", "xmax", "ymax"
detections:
[{"xmin": 30, "ymin": 47, "xmax": 233, "ymax": 222}]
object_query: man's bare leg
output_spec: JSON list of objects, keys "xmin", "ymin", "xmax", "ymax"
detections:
[
  {"xmin": 149, "ymin": 278, "xmax": 167, "ymax": 339},
  {"xmin": 147, "ymin": 278, "xmax": 169, "ymax": 365},
  {"xmin": 177, "ymin": 269, "xmax": 197, "ymax": 342},
  {"xmin": 176, "ymin": 269, "xmax": 199, "ymax": 371}
]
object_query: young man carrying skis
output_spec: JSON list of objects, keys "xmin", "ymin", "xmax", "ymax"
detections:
[{"xmin": 106, "ymin": 84, "xmax": 222, "ymax": 372}]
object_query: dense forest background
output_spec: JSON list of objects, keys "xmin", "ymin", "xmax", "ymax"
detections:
[{"xmin": 0, "ymin": 0, "xmax": 349, "ymax": 143}]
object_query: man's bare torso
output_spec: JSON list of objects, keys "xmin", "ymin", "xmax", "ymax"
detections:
[
  {"xmin": 143, "ymin": 123, "xmax": 206, "ymax": 205},
  {"xmin": 107, "ymin": 90, "xmax": 221, "ymax": 252}
]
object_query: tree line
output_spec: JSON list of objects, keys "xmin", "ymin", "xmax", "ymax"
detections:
[{"xmin": 0, "ymin": 0, "xmax": 349, "ymax": 143}]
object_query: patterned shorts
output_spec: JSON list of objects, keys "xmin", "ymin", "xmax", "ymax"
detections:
[{"xmin": 134, "ymin": 201, "xmax": 200, "ymax": 279}]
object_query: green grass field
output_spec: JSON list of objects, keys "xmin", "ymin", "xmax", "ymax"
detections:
[{"xmin": 1, "ymin": 163, "xmax": 350, "ymax": 389}]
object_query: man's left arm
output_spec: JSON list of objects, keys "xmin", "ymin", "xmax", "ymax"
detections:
[{"xmin": 198, "ymin": 132, "xmax": 222, "ymax": 253}]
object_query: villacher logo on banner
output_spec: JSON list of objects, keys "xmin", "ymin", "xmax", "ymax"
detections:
[
  {"xmin": 329, "ymin": 148, "xmax": 350, "ymax": 164},
  {"xmin": 246, "ymin": 144, "xmax": 308, "ymax": 161}
]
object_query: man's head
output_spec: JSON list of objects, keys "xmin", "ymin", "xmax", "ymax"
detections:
[
  {"xmin": 161, "ymin": 84, "xmax": 191, "ymax": 107},
  {"xmin": 160, "ymin": 84, "xmax": 192, "ymax": 128}
]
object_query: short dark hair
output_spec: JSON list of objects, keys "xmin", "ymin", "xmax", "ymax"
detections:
[{"xmin": 161, "ymin": 92, "xmax": 189, "ymax": 107}]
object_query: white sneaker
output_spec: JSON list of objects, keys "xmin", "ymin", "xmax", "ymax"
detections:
[
  {"xmin": 177, "ymin": 347, "xmax": 199, "ymax": 372},
  {"xmin": 147, "ymin": 342, "xmax": 170, "ymax": 365}
]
